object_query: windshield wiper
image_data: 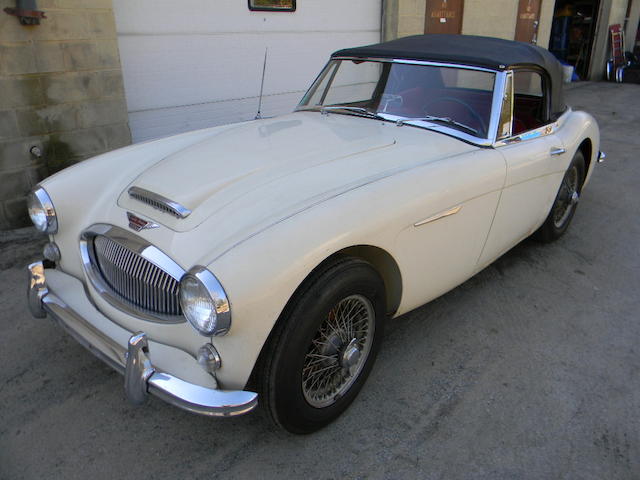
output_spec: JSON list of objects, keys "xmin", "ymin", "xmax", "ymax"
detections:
[
  {"xmin": 320, "ymin": 106, "xmax": 386, "ymax": 121},
  {"xmin": 396, "ymin": 115, "xmax": 479, "ymax": 136}
]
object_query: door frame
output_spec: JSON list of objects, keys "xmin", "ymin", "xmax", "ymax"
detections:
[{"xmin": 514, "ymin": 0, "xmax": 543, "ymax": 44}]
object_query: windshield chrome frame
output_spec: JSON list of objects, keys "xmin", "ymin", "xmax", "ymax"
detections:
[{"xmin": 295, "ymin": 57, "xmax": 509, "ymax": 147}]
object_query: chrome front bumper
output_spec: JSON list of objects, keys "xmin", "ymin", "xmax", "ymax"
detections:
[{"xmin": 27, "ymin": 261, "xmax": 258, "ymax": 417}]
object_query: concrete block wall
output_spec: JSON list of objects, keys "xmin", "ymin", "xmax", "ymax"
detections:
[{"xmin": 0, "ymin": 0, "xmax": 131, "ymax": 229}]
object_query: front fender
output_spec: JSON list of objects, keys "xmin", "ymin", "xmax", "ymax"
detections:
[
  {"xmin": 206, "ymin": 183, "xmax": 400, "ymax": 388},
  {"xmin": 206, "ymin": 147, "xmax": 504, "ymax": 389}
]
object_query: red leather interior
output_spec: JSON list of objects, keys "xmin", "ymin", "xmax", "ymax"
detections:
[
  {"xmin": 512, "ymin": 95, "xmax": 544, "ymax": 134},
  {"xmin": 386, "ymin": 88, "xmax": 545, "ymax": 137}
]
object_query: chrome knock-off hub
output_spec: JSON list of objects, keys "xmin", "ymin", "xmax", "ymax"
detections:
[
  {"xmin": 302, "ymin": 294, "xmax": 375, "ymax": 408},
  {"xmin": 341, "ymin": 338, "xmax": 361, "ymax": 372}
]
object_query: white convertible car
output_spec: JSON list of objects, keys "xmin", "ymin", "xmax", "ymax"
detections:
[{"xmin": 27, "ymin": 34, "xmax": 602, "ymax": 433}]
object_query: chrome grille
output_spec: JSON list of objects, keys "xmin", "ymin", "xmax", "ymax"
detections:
[{"xmin": 92, "ymin": 235, "xmax": 182, "ymax": 316}]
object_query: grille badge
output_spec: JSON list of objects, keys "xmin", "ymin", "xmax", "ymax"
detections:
[{"xmin": 127, "ymin": 212, "xmax": 159, "ymax": 232}]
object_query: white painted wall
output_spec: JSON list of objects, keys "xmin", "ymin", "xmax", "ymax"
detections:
[{"xmin": 113, "ymin": 1, "xmax": 381, "ymax": 142}]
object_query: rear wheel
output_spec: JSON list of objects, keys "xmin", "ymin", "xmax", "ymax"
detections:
[
  {"xmin": 258, "ymin": 257, "xmax": 386, "ymax": 434},
  {"xmin": 534, "ymin": 150, "xmax": 585, "ymax": 242}
]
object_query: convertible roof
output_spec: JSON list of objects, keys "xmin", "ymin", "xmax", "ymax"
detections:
[
  {"xmin": 332, "ymin": 34, "xmax": 566, "ymax": 119},
  {"xmin": 331, "ymin": 34, "xmax": 566, "ymax": 120},
  {"xmin": 332, "ymin": 34, "xmax": 559, "ymax": 71}
]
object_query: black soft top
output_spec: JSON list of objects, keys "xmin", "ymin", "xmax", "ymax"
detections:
[{"xmin": 333, "ymin": 34, "xmax": 566, "ymax": 118}]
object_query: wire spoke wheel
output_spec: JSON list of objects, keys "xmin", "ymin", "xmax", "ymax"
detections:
[
  {"xmin": 553, "ymin": 165, "xmax": 579, "ymax": 228},
  {"xmin": 302, "ymin": 294, "xmax": 375, "ymax": 408},
  {"xmin": 260, "ymin": 257, "xmax": 385, "ymax": 433}
]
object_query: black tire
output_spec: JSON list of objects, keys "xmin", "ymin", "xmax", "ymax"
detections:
[
  {"xmin": 258, "ymin": 257, "xmax": 386, "ymax": 434},
  {"xmin": 534, "ymin": 150, "xmax": 586, "ymax": 243}
]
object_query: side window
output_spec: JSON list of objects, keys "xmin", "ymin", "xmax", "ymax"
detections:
[{"xmin": 512, "ymin": 70, "xmax": 548, "ymax": 134}]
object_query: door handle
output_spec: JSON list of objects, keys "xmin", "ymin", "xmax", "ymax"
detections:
[{"xmin": 550, "ymin": 147, "xmax": 566, "ymax": 156}]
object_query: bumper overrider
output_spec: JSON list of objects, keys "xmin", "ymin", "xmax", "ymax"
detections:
[{"xmin": 27, "ymin": 261, "xmax": 258, "ymax": 417}]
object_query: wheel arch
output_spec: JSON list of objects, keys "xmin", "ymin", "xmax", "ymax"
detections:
[
  {"xmin": 246, "ymin": 244, "xmax": 402, "ymax": 389},
  {"xmin": 331, "ymin": 245, "xmax": 402, "ymax": 316},
  {"xmin": 577, "ymin": 137, "xmax": 593, "ymax": 187},
  {"xmin": 275, "ymin": 244, "xmax": 403, "ymax": 322}
]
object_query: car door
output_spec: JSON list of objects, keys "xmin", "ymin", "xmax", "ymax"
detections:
[
  {"xmin": 477, "ymin": 69, "xmax": 564, "ymax": 267},
  {"xmin": 393, "ymin": 147, "xmax": 506, "ymax": 315}
]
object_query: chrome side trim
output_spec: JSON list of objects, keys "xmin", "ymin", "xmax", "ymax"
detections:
[
  {"xmin": 128, "ymin": 186, "xmax": 192, "ymax": 219},
  {"xmin": 414, "ymin": 205, "xmax": 462, "ymax": 227},
  {"xmin": 80, "ymin": 224, "xmax": 186, "ymax": 324},
  {"xmin": 493, "ymin": 108, "xmax": 572, "ymax": 148},
  {"xmin": 27, "ymin": 263, "xmax": 259, "ymax": 417}
]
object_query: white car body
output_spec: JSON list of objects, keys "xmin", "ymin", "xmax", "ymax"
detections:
[{"xmin": 27, "ymin": 34, "xmax": 601, "ymax": 425}]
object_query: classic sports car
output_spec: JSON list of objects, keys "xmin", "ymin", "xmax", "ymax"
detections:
[{"xmin": 27, "ymin": 35, "xmax": 602, "ymax": 433}]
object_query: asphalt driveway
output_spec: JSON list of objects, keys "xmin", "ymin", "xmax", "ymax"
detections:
[{"xmin": 1, "ymin": 82, "xmax": 638, "ymax": 480}]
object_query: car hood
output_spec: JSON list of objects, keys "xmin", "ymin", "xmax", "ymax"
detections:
[{"xmin": 117, "ymin": 112, "xmax": 476, "ymax": 237}]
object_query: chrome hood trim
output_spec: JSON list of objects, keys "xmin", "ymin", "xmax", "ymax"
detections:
[{"xmin": 128, "ymin": 186, "xmax": 192, "ymax": 219}]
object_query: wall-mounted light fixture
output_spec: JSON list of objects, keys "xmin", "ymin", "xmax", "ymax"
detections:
[{"xmin": 4, "ymin": 0, "xmax": 46, "ymax": 25}]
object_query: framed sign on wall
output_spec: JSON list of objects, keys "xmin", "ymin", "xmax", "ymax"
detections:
[{"xmin": 248, "ymin": 0, "xmax": 296, "ymax": 12}]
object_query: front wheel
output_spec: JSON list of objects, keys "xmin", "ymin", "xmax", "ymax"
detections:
[
  {"xmin": 258, "ymin": 257, "xmax": 386, "ymax": 434},
  {"xmin": 534, "ymin": 150, "xmax": 585, "ymax": 242}
]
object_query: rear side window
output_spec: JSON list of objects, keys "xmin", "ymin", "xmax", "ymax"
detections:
[
  {"xmin": 514, "ymin": 71, "xmax": 543, "ymax": 97},
  {"xmin": 512, "ymin": 70, "xmax": 548, "ymax": 134}
]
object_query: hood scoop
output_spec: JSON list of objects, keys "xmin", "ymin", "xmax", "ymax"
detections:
[{"xmin": 128, "ymin": 187, "xmax": 192, "ymax": 219}]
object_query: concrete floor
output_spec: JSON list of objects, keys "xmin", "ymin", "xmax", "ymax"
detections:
[{"xmin": 1, "ymin": 82, "xmax": 638, "ymax": 480}]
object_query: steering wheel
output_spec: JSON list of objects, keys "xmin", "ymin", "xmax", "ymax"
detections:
[{"xmin": 423, "ymin": 96, "xmax": 486, "ymax": 135}]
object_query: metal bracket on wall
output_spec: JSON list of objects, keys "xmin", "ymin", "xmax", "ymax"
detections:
[{"xmin": 4, "ymin": 0, "xmax": 46, "ymax": 26}]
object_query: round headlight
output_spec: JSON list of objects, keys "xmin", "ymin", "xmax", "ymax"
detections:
[
  {"xmin": 27, "ymin": 187, "xmax": 57, "ymax": 234},
  {"xmin": 179, "ymin": 267, "xmax": 231, "ymax": 336}
]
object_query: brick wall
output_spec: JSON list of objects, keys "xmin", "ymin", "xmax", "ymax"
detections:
[{"xmin": 0, "ymin": 0, "xmax": 131, "ymax": 229}]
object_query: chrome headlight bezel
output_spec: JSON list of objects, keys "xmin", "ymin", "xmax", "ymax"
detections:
[
  {"xmin": 179, "ymin": 266, "xmax": 231, "ymax": 337},
  {"xmin": 27, "ymin": 187, "xmax": 58, "ymax": 234}
]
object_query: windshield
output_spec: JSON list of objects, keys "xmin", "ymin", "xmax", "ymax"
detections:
[{"xmin": 298, "ymin": 59, "xmax": 496, "ymax": 138}]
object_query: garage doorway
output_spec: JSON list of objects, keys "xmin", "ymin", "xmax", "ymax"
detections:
[
  {"xmin": 549, "ymin": 0, "xmax": 602, "ymax": 79},
  {"xmin": 515, "ymin": 0, "xmax": 542, "ymax": 44},
  {"xmin": 424, "ymin": 0, "xmax": 464, "ymax": 34}
]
